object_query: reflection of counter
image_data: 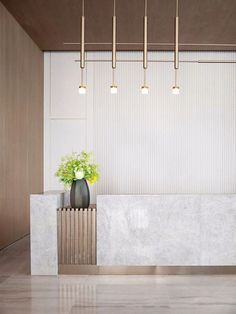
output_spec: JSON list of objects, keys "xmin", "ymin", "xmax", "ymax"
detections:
[
  {"xmin": 30, "ymin": 191, "xmax": 69, "ymax": 275},
  {"xmin": 97, "ymin": 195, "xmax": 236, "ymax": 266}
]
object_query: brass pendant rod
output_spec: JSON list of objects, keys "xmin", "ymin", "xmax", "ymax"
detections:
[
  {"xmin": 174, "ymin": 68, "xmax": 177, "ymax": 86},
  {"xmin": 81, "ymin": 68, "xmax": 84, "ymax": 85},
  {"xmin": 143, "ymin": 0, "xmax": 148, "ymax": 69},
  {"xmin": 144, "ymin": 68, "xmax": 147, "ymax": 86},
  {"xmin": 80, "ymin": 0, "xmax": 85, "ymax": 69},
  {"xmin": 174, "ymin": 0, "xmax": 179, "ymax": 70},
  {"xmin": 112, "ymin": 0, "xmax": 117, "ymax": 69},
  {"xmin": 112, "ymin": 68, "xmax": 115, "ymax": 85}
]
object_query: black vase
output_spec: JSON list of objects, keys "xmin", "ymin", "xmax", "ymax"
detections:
[{"xmin": 70, "ymin": 179, "xmax": 90, "ymax": 208}]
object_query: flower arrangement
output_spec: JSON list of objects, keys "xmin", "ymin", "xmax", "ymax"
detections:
[{"xmin": 55, "ymin": 151, "xmax": 99, "ymax": 189}]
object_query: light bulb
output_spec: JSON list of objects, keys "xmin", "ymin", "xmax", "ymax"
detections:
[
  {"xmin": 110, "ymin": 85, "xmax": 118, "ymax": 94},
  {"xmin": 79, "ymin": 85, "xmax": 86, "ymax": 94},
  {"xmin": 172, "ymin": 86, "xmax": 180, "ymax": 95},
  {"xmin": 141, "ymin": 86, "xmax": 149, "ymax": 95}
]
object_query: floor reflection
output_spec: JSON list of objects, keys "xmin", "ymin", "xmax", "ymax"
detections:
[
  {"xmin": 59, "ymin": 281, "xmax": 97, "ymax": 314},
  {"xmin": 1, "ymin": 275, "xmax": 236, "ymax": 314}
]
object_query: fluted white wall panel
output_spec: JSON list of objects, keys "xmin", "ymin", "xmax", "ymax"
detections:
[
  {"xmin": 50, "ymin": 53, "xmax": 87, "ymax": 119},
  {"xmin": 44, "ymin": 51, "xmax": 236, "ymax": 198}
]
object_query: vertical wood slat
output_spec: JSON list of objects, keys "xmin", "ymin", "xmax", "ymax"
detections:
[
  {"xmin": 79, "ymin": 208, "xmax": 83, "ymax": 264},
  {"xmin": 87, "ymin": 208, "xmax": 92, "ymax": 264},
  {"xmin": 57, "ymin": 208, "xmax": 62, "ymax": 264},
  {"xmin": 83, "ymin": 209, "xmax": 88, "ymax": 264},
  {"xmin": 70, "ymin": 209, "xmax": 75, "ymax": 264},
  {"xmin": 92, "ymin": 209, "xmax": 97, "ymax": 265},
  {"xmin": 74, "ymin": 208, "xmax": 79, "ymax": 264},
  {"xmin": 61, "ymin": 208, "xmax": 66, "ymax": 264},
  {"xmin": 66, "ymin": 208, "xmax": 71, "ymax": 264},
  {"xmin": 58, "ymin": 207, "xmax": 96, "ymax": 265}
]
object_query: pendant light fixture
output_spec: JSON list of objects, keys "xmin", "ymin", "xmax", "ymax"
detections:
[
  {"xmin": 110, "ymin": 0, "xmax": 118, "ymax": 94},
  {"xmin": 172, "ymin": 0, "xmax": 180, "ymax": 95},
  {"xmin": 141, "ymin": 0, "xmax": 149, "ymax": 95},
  {"xmin": 79, "ymin": 0, "xmax": 86, "ymax": 94}
]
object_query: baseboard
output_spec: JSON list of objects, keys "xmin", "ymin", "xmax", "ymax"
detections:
[{"xmin": 59, "ymin": 265, "xmax": 236, "ymax": 275}]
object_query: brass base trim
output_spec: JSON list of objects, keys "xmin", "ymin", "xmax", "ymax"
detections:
[{"xmin": 59, "ymin": 265, "xmax": 236, "ymax": 275}]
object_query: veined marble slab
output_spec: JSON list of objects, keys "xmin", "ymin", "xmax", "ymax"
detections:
[
  {"xmin": 30, "ymin": 191, "xmax": 67, "ymax": 275},
  {"xmin": 97, "ymin": 195, "xmax": 236, "ymax": 266}
]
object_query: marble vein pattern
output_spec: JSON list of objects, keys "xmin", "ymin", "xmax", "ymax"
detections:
[
  {"xmin": 30, "ymin": 191, "xmax": 65, "ymax": 275},
  {"xmin": 97, "ymin": 195, "xmax": 236, "ymax": 266}
]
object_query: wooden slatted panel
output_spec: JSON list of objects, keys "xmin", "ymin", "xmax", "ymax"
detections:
[
  {"xmin": 74, "ymin": 208, "xmax": 79, "ymax": 264},
  {"xmin": 87, "ymin": 208, "xmax": 92, "ymax": 265},
  {"xmin": 83, "ymin": 209, "xmax": 88, "ymax": 265},
  {"xmin": 57, "ymin": 208, "xmax": 97, "ymax": 265},
  {"xmin": 61, "ymin": 208, "xmax": 67, "ymax": 264},
  {"xmin": 91, "ymin": 208, "xmax": 97, "ymax": 265},
  {"xmin": 78, "ymin": 209, "xmax": 83, "ymax": 264},
  {"xmin": 57, "ymin": 208, "xmax": 62, "ymax": 264},
  {"xmin": 66, "ymin": 209, "xmax": 71, "ymax": 264}
]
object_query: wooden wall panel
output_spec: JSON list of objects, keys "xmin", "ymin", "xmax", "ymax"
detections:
[
  {"xmin": 1, "ymin": 0, "xmax": 236, "ymax": 51},
  {"xmin": 0, "ymin": 2, "xmax": 43, "ymax": 249}
]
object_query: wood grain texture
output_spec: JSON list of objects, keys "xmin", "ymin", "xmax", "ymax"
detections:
[
  {"xmin": 0, "ymin": 0, "xmax": 236, "ymax": 51},
  {"xmin": 57, "ymin": 208, "xmax": 97, "ymax": 265},
  {"xmin": 0, "ymin": 2, "xmax": 43, "ymax": 249}
]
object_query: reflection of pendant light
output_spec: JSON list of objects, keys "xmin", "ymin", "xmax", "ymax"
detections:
[
  {"xmin": 141, "ymin": 0, "xmax": 149, "ymax": 95},
  {"xmin": 79, "ymin": 0, "xmax": 86, "ymax": 94},
  {"xmin": 172, "ymin": 0, "xmax": 180, "ymax": 95},
  {"xmin": 110, "ymin": 0, "xmax": 117, "ymax": 94}
]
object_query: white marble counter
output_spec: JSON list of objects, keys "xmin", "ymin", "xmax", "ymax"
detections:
[
  {"xmin": 97, "ymin": 195, "xmax": 236, "ymax": 266},
  {"xmin": 30, "ymin": 191, "xmax": 69, "ymax": 275},
  {"xmin": 31, "ymin": 193, "xmax": 236, "ymax": 275}
]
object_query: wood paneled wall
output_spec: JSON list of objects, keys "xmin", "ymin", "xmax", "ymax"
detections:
[{"xmin": 0, "ymin": 2, "xmax": 43, "ymax": 249}]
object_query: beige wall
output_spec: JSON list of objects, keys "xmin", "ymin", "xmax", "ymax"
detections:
[{"xmin": 0, "ymin": 2, "xmax": 43, "ymax": 249}]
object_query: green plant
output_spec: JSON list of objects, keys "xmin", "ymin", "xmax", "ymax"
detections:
[{"xmin": 55, "ymin": 151, "xmax": 100, "ymax": 189}]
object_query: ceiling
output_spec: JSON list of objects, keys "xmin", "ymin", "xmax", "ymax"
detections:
[{"xmin": 1, "ymin": 0, "xmax": 236, "ymax": 51}]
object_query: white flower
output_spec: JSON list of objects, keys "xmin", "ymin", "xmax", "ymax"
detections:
[{"xmin": 74, "ymin": 170, "xmax": 84, "ymax": 180}]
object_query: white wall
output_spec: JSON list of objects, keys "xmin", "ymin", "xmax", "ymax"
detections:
[{"xmin": 44, "ymin": 51, "xmax": 236, "ymax": 201}]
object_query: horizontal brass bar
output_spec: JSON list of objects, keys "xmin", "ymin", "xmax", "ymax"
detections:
[
  {"xmin": 74, "ymin": 59, "xmax": 236, "ymax": 64},
  {"xmin": 198, "ymin": 60, "xmax": 236, "ymax": 63},
  {"xmin": 64, "ymin": 42, "xmax": 236, "ymax": 47},
  {"xmin": 59, "ymin": 265, "xmax": 236, "ymax": 275}
]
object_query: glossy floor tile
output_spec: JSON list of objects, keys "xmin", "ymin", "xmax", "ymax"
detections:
[{"xmin": 0, "ymin": 237, "xmax": 236, "ymax": 314}]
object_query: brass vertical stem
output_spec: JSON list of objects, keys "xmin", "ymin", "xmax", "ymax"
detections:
[
  {"xmin": 112, "ymin": 68, "xmax": 115, "ymax": 86},
  {"xmin": 81, "ymin": 68, "xmax": 84, "ymax": 85},
  {"xmin": 143, "ymin": 16, "xmax": 148, "ymax": 69},
  {"xmin": 174, "ymin": 0, "xmax": 179, "ymax": 70},
  {"xmin": 143, "ymin": 0, "xmax": 148, "ymax": 91},
  {"xmin": 175, "ymin": 68, "xmax": 177, "ymax": 86},
  {"xmin": 112, "ymin": 15, "xmax": 117, "ymax": 69},
  {"xmin": 80, "ymin": 15, "xmax": 85, "ymax": 69},
  {"xmin": 143, "ymin": 0, "xmax": 148, "ymax": 70},
  {"xmin": 112, "ymin": 0, "xmax": 116, "ymax": 69}
]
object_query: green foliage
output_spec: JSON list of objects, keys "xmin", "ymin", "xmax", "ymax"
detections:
[{"xmin": 55, "ymin": 151, "xmax": 100, "ymax": 189}]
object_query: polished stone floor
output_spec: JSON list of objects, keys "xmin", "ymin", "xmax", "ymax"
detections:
[{"xmin": 0, "ymin": 237, "xmax": 236, "ymax": 313}]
